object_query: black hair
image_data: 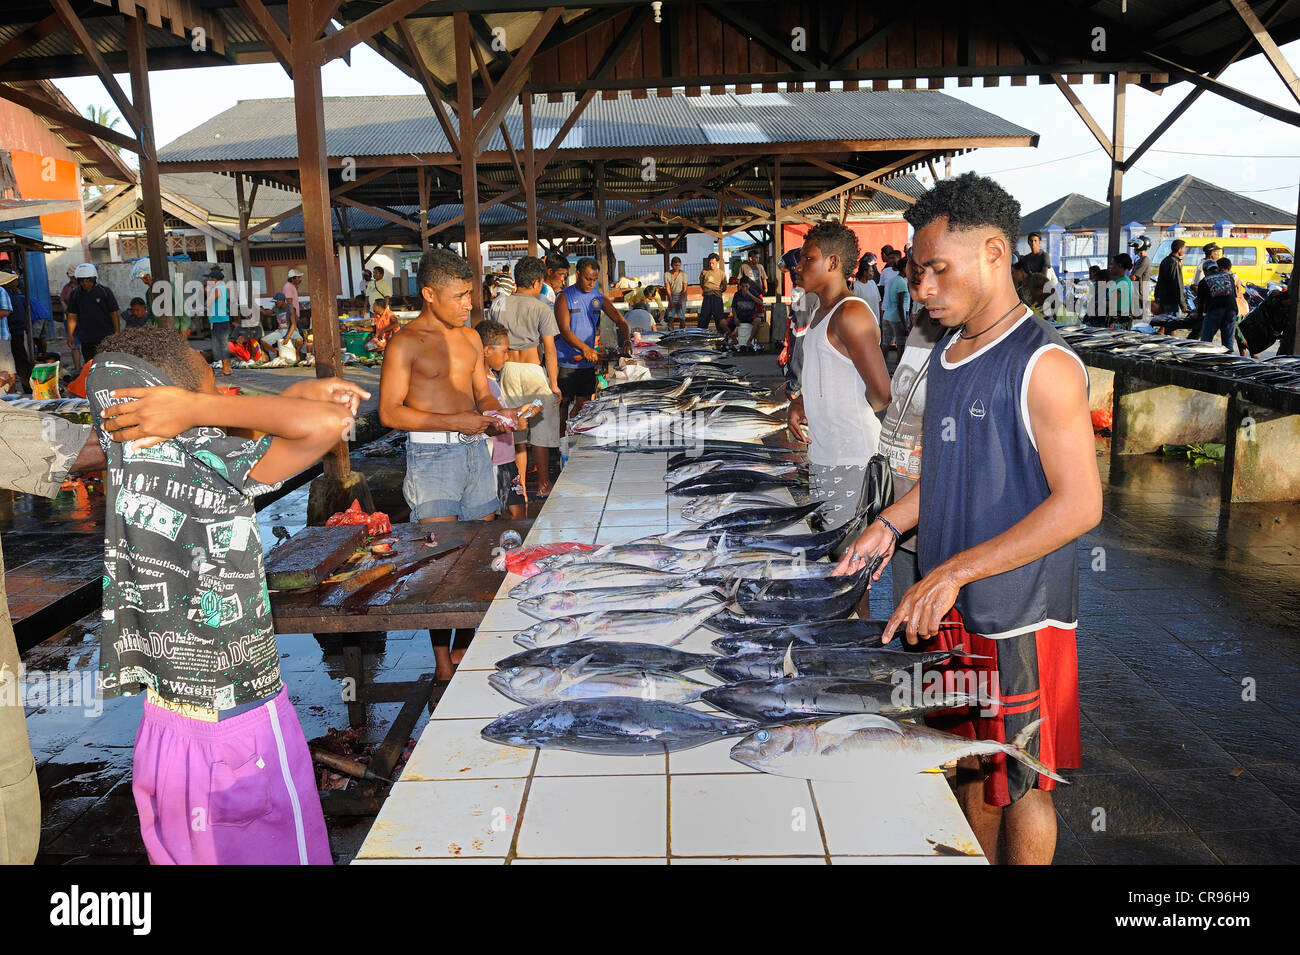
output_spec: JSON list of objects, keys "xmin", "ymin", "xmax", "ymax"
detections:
[
  {"xmin": 1012, "ymin": 259, "xmax": 1028, "ymax": 274},
  {"xmin": 417, "ymin": 248, "xmax": 473, "ymax": 290},
  {"xmin": 475, "ymin": 319, "xmax": 509, "ymax": 348},
  {"xmin": 373, "ymin": 265, "xmax": 384, "ymax": 275},
  {"xmin": 802, "ymin": 220, "xmax": 860, "ymax": 280},
  {"xmin": 576, "ymin": 256, "xmax": 598, "ymax": 275},
  {"xmin": 544, "ymin": 252, "xmax": 569, "ymax": 272},
  {"xmin": 706, "ymin": 252, "xmax": 719, "ymax": 263},
  {"xmin": 99, "ymin": 327, "xmax": 204, "ymax": 391},
  {"xmin": 1203, "ymin": 242, "xmax": 1220, "ymax": 255},
  {"xmin": 1171, "ymin": 239, "xmax": 1186, "ymax": 253},
  {"xmin": 1028, "ymin": 231, "xmax": 1042, "ymax": 241},
  {"xmin": 670, "ymin": 256, "xmax": 681, "ymax": 265},
  {"xmin": 903, "ymin": 171, "xmax": 1022, "ymax": 249},
  {"xmin": 514, "ymin": 255, "xmax": 546, "ymax": 289},
  {"xmin": 1218, "ymin": 257, "xmax": 1232, "ymax": 270},
  {"xmin": 129, "ymin": 297, "xmax": 147, "ymax": 307},
  {"xmin": 1113, "ymin": 252, "xmax": 1133, "ymax": 270},
  {"xmin": 374, "ymin": 297, "xmax": 387, "ymax": 306}
]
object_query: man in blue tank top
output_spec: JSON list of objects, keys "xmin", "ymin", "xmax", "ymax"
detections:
[
  {"xmin": 834, "ymin": 173, "xmax": 1101, "ymax": 865},
  {"xmin": 554, "ymin": 257, "xmax": 630, "ymax": 423}
]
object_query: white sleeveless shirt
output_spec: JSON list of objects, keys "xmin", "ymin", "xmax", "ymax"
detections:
[{"xmin": 801, "ymin": 295, "xmax": 882, "ymax": 467}]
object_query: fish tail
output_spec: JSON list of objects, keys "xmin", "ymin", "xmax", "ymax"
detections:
[{"xmin": 1003, "ymin": 718, "xmax": 1068, "ymax": 784}]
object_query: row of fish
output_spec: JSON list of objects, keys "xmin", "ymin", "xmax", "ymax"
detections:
[{"xmin": 481, "ymin": 334, "xmax": 1061, "ymax": 787}]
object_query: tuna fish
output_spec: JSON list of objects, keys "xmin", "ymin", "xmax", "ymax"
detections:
[
  {"xmin": 512, "ymin": 605, "xmax": 720, "ymax": 649},
  {"xmin": 729, "ymin": 715, "xmax": 1067, "ymax": 783},
  {"xmin": 516, "ymin": 584, "xmax": 720, "ymax": 620},
  {"xmin": 489, "ymin": 660, "xmax": 712, "ymax": 705},
  {"xmin": 698, "ymin": 501, "xmax": 822, "ymax": 533},
  {"xmin": 702, "ymin": 676, "xmax": 980, "ymax": 723},
  {"xmin": 509, "ymin": 562, "xmax": 691, "ymax": 600},
  {"xmin": 482, "ymin": 698, "xmax": 756, "ymax": 755},
  {"xmin": 708, "ymin": 644, "xmax": 983, "ymax": 682},
  {"xmin": 711, "ymin": 619, "xmax": 888, "ymax": 655},
  {"xmin": 496, "ymin": 639, "xmax": 717, "ymax": 673}
]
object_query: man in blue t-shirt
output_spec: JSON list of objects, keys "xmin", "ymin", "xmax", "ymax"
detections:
[{"xmin": 554, "ymin": 256, "xmax": 629, "ymax": 419}]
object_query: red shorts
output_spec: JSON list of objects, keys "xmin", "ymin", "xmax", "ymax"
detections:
[{"xmin": 922, "ymin": 609, "xmax": 1081, "ymax": 807}]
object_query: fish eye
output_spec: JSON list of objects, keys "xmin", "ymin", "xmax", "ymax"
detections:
[{"xmin": 754, "ymin": 729, "xmax": 770, "ymax": 742}]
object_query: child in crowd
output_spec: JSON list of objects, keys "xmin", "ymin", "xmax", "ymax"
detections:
[
  {"xmin": 476, "ymin": 320, "xmax": 528, "ymax": 519},
  {"xmin": 369, "ymin": 297, "xmax": 399, "ymax": 352},
  {"xmin": 87, "ymin": 326, "xmax": 368, "ymax": 865},
  {"xmin": 125, "ymin": 297, "xmax": 151, "ymax": 328}
]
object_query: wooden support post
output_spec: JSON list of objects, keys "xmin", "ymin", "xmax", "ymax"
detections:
[
  {"xmin": 717, "ymin": 199, "xmax": 725, "ymax": 261},
  {"xmin": 595, "ymin": 161, "xmax": 609, "ymax": 284},
  {"xmin": 124, "ymin": 14, "xmax": 170, "ymax": 328},
  {"xmin": 662, "ymin": 226, "xmax": 671, "ymax": 283},
  {"xmin": 235, "ymin": 174, "xmax": 254, "ymax": 313},
  {"xmin": 288, "ymin": 0, "xmax": 350, "ymax": 487},
  {"xmin": 339, "ymin": 205, "xmax": 356, "ymax": 300},
  {"xmin": 455, "ymin": 12, "xmax": 483, "ymax": 322},
  {"xmin": 1107, "ymin": 73, "xmax": 1126, "ymax": 258},
  {"xmin": 417, "ymin": 166, "xmax": 430, "ymax": 251},
  {"xmin": 773, "ymin": 159, "xmax": 783, "ymax": 294},
  {"xmin": 1284, "ymin": 178, "xmax": 1300, "ymax": 355},
  {"xmin": 523, "ymin": 93, "xmax": 538, "ymax": 256}
]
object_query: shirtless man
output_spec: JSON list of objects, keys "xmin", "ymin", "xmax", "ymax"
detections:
[{"xmin": 380, "ymin": 249, "xmax": 528, "ymax": 524}]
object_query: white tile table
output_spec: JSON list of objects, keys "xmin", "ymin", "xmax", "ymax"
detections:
[{"xmin": 355, "ymin": 437, "xmax": 987, "ymax": 865}]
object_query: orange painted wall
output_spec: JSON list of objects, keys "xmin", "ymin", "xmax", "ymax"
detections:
[
  {"xmin": 0, "ymin": 99, "xmax": 87, "ymax": 239},
  {"xmin": 780, "ymin": 219, "xmax": 911, "ymax": 294}
]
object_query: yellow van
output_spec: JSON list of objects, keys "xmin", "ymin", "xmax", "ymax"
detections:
[{"xmin": 1152, "ymin": 236, "xmax": 1293, "ymax": 287}]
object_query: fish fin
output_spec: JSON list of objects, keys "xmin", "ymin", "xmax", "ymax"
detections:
[
  {"xmin": 782, "ymin": 643, "xmax": 799, "ymax": 678},
  {"xmin": 756, "ymin": 580, "xmax": 774, "ymax": 600},
  {"xmin": 564, "ymin": 653, "xmax": 596, "ymax": 677},
  {"xmin": 818, "ymin": 714, "xmax": 903, "ymax": 742},
  {"xmin": 1005, "ymin": 718, "xmax": 1069, "ymax": 784},
  {"xmin": 947, "ymin": 642, "xmax": 994, "ymax": 663}
]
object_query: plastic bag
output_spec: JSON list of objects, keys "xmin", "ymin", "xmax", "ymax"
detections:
[{"xmin": 30, "ymin": 361, "xmax": 60, "ymax": 400}]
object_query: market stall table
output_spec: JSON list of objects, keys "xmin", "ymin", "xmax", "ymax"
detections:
[
  {"xmin": 354, "ymin": 444, "xmax": 988, "ymax": 864},
  {"xmin": 268, "ymin": 518, "xmax": 531, "ymax": 812}
]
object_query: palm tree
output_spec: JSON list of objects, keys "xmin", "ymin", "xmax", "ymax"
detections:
[{"xmin": 82, "ymin": 104, "xmax": 123, "ymax": 200}]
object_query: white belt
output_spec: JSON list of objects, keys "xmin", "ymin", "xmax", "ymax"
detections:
[{"xmin": 409, "ymin": 430, "xmax": 484, "ymax": 444}]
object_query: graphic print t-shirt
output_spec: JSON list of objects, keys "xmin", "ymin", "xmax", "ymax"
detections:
[{"xmin": 86, "ymin": 353, "xmax": 282, "ymax": 715}]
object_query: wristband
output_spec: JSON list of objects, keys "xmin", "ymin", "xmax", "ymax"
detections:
[{"xmin": 876, "ymin": 516, "xmax": 901, "ymax": 543}]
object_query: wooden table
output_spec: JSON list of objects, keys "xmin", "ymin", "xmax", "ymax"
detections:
[{"xmin": 268, "ymin": 519, "xmax": 531, "ymax": 813}]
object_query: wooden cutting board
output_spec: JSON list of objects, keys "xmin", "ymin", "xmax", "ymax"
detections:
[{"xmin": 265, "ymin": 525, "xmax": 368, "ymax": 590}]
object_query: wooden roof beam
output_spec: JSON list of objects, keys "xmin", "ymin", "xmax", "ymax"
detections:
[
  {"xmin": 318, "ymin": 0, "xmax": 428, "ymax": 66},
  {"xmin": 1228, "ymin": 0, "xmax": 1300, "ymax": 107},
  {"xmin": 535, "ymin": 7, "xmax": 649, "ymax": 174},
  {"xmin": 703, "ymin": 3, "xmax": 819, "ymax": 73},
  {"xmin": 0, "ymin": 11, "xmax": 62, "ymax": 71},
  {"xmin": 236, "ymin": 0, "xmax": 293, "ymax": 76},
  {"xmin": 0, "ymin": 82, "xmax": 140, "ymax": 153},
  {"xmin": 51, "ymin": 0, "xmax": 141, "ymax": 132},
  {"xmin": 472, "ymin": 8, "xmax": 562, "ymax": 149}
]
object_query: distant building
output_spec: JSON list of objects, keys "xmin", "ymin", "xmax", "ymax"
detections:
[{"xmin": 1020, "ymin": 175, "xmax": 1294, "ymax": 277}]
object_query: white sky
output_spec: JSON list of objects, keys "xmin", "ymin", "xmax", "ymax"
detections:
[{"xmin": 54, "ymin": 39, "xmax": 1300, "ymax": 243}]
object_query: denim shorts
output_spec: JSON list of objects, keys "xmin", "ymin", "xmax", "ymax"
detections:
[
  {"xmin": 210, "ymin": 320, "xmax": 231, "ymax": 361},
  {"xmin": 403, "ymin": 438, "xmax": 498, "ymax": 521}
]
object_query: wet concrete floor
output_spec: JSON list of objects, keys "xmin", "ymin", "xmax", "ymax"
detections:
[{"xmin": 10, "ymin": 354, "xmax": 1300, "ymax": 864}]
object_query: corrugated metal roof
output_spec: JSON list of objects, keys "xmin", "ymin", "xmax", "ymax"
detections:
[
  {"xmin": 159, "ymin": 90, "xmax": 1035, "ymax": 163},
  {"xmin": 1071, "ymin": 175, "xmax": 1294, "ymax": 230},
  {"xmin": 267, "ymin": 178, "xmax": 926, "ymax": 236}
]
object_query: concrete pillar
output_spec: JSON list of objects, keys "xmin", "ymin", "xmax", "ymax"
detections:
[
  {"xmin": 1222, "ymin": 396, "xmax": 1300, "ymax": 503},
  {"xmin": 1087, "ymin": 366, "xmax": 1114, "ymax": 415},
  {"xmin": 1215, "ymin": 219, "xmax": 1234, "ymax": 239},
  {"xmin": 1111, "ymin": 373, "xmax": 1227, "ymax": 454}
]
